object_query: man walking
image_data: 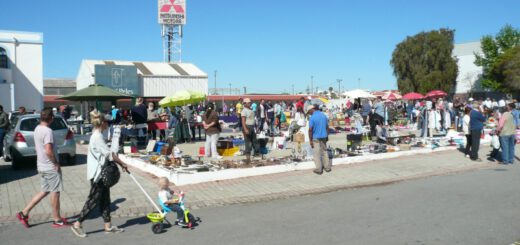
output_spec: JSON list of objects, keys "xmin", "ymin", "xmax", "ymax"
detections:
[
  {"xmin": 469, "ymin": 103, "xmax": 486, "ymax": 162},
  {"xmin": 0, "ymin": 105, "xmax": 9, "ymax": 158},
  {"xmin": 307, "ymin": 105, "xmax": 331, "ymax": 175},
  {"xmin": 16, "ymin": 108, "xmax": 69, "ymax": 228},
  {"xmin": 241, "ymin": 98, "xmax": 259, "ymax": 164}
]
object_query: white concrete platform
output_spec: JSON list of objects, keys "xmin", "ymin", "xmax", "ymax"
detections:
[{"xmin": 120, "ymin": 146, "xmax": 458, "ymax": 186}]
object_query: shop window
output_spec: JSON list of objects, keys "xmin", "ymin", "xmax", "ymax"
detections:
[{"xmin": 0, "ymin": 47, "xmax": 7, "ymax": 69}]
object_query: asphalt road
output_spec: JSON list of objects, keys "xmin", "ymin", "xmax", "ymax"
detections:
[{"xmin": 2, "ymin": 163, "xmax": 520, "ymax": 245}]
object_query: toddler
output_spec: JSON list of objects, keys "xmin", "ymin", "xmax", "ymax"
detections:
[{"xmin": 158, "ymin": 177, "xmax": 186, "ymax": 226}]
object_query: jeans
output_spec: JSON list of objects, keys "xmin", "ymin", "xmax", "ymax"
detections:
[
  {"xmin": 205, "ymin": 133, "xmax": 220, "ymax": 158},
  {"xmin": 500, "ymin": 135, "xmax": 515, "ymax": 164},
  {"xmin": 312, "ymin": 139, "xmax": 331, "ymax": 172},
  {"xmin": 258, "ymin": 118, "xmax": 266, "ymax": 132},
  {"xmin": 168, "ymin": 203, "xmax": 184, "ymax": 220},
  {"xmin": 0, "ymin": 128, "xmax": 5, "ymax": 157},
  {"xmin": 244, "ymin": 125, "xmax": 259, "ymax": 155},
  {"xmin": 464, "ymin": 134, "xmax": 472, "ymax": 156},
  {"xmin": 470, "ymin": 129, "xmax": 481, "ymax": 160}
]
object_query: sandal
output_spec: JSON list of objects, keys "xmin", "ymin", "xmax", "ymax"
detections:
[{"xmin": 105, "ymin": 226, "xmax": 124, "ymax": 234}]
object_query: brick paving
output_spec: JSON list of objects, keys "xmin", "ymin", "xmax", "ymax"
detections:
[{"xmin": 0, "ymin": 143, "xmax": 498, "ymax": 225}]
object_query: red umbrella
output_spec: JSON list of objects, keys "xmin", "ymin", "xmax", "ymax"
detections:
[
  {"xmin": 426, "ymin": 90, "xmax": 447, "ymax": 98},
  {"xmin": 383, "ymin": 92, "xmax": 402, "ymax": 101},
  {"xmin": 402, "ymin": 92, "xmax": 424, "ymax": 100}
]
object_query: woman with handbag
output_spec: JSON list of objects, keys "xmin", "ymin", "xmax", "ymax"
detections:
[{"xmin": 71, "ymin": 111, "xmax": 129, "ymax": 238}]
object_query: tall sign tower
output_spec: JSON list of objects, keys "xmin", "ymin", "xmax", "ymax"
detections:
[{"xmin": 158, "ymin": 0, "xmax": 186, "ymax": 63}]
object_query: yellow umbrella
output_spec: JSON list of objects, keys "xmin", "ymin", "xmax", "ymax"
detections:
[
  {"xmin": 318, "ymin": 97, "xmax": 329, "ymax": 104},
  {"xmin": 159, "ymin": 90, "xmax": 206, "ymax": 107}
]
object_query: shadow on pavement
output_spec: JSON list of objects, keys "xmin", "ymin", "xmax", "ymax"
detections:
[
  {"xmin": 118, "ymin": 216, "xmax": 151, "ymax": 229},
  {"xmin": 0, "ymin": 164, "xmax": 38, "ymax": 184}
]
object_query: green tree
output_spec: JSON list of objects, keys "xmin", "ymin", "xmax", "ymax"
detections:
[
  {"xmin": 390, "ymin": 28, "xmax": 458, "ymax": 94},
  {"xmin": 475, "ymin": 24, "xmax": 520, "ymax": 92},
  {"xmin": 495, "ymin": 46, "xmax": 520, "ymax": 91}
]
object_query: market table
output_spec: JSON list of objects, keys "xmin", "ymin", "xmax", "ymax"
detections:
[{"xmin": 147, "ymin": 121, "xmax": 168, "ymax": 131}]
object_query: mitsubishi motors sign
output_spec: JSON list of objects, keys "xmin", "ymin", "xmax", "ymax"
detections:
[{"xmin": 158, "ymin": 0, "xmax": 186, "ymax": 25}]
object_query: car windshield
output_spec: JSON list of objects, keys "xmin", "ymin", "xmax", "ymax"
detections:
[{"xmin": 19, "ymin": 118, "xmax": 68, "ymax": 131}]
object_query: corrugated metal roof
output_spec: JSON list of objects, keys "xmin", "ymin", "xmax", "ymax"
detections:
[
  {"xmin": 133, "ymin": 62, "xmax": 153, "ymax": 75},
  {"xmin": 82, "ymin": 59, "xmax": 207, "ymax": 77}
]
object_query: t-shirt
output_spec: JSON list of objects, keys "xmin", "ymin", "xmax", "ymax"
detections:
[
  {"xmin": 309, "ymin": 110, "xmax": 328, "ymax": 139},
  {"xmin": 259, "ymin": 104, "xmax": 265, "ymax": 118},
  {"xmin": 203, "ymin": 110, "xmax": 220, "ymax": 135},
  {"xmin": 34, "ymin": 125, "xmax": 57, "ymax": 172},
  {"xmin": 131, "ymin": 104, "xmax": 148, "ymax": 124},
  {"xmin": 236, "ymin": 103, "xmax": 243, "ymax": 115},
  {"xmin": 241, "ymin": 107, "xmax": 255, "ymax": 126},
  {"xmin": 158, "ymin": 188, "xmax": 173, "ymax": 205},
  {"xmin": 251, "ymin": 103, "xmax": 257, "ymax": 112}
]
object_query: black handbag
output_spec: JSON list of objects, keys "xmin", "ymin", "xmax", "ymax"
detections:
[{"xmin": 98, "ymin": 160, "xmax": 120, "ymax": 188}]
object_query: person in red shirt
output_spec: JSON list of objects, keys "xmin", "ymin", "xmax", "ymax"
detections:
[{"xmin": 296, "ymin": 97, "xmax": 305, "ymax": 111}]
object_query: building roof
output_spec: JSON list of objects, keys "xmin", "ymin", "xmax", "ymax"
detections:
[
  {"xmin": 207, "ymin": 95, "xmax": 319, "ymax": 102},
  {"xmin": 44, "ymin": 78, "xmax": 76, "ymax": 88},
  {"xmin": 454, "ymin": 41, "xmax": 482, "ymax": 57},
  {"xmin": 80, "ymin": 59, "xmax": 207, "ymax": 77}
]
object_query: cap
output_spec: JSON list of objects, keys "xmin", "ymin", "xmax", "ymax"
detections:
[
  {"xmin": 243, "ymin": 98, "xmax": 251, "ymax": 103},
  {"xmin": 306, "ymin": 105, "xmax": 315, "ymax": 113}
]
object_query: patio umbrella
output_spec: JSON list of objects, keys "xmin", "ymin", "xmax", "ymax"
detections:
[
  {"xmin": 159, "ymin": 90, "xmax": 207, "ymax": 107},
  {"xmin": 383, "ymin": 92, "xmax": 402, "ymax": 101},
  {"xmin": 58, "ymin": 84, "xmax": 133, "ymax": 101},
  {"xmin": 425, "ymin": 90, "xmax": 447, "ymax": 98},
  {"xmin": 342, "ymin": 89, "xmax": 376, "ymax": 99},
  {"xmin": 402, "ymin": 92, "xmax": 424, "ymax": 100}
]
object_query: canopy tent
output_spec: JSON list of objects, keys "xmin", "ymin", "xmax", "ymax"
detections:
[
  {"xmin": 342, "ymin": 89, "xmax": 376, "ymax": 99},
  {"xmin": 58, "ymin": 84, "xmax": 133, "ymax": 101},
  {"xmin": 159, "ymin": 90, "xmax": 207, "ymax": 108}
]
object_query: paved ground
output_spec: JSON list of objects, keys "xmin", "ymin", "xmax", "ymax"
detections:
[
  {"xmin": 0, "ymin": 136, "xmax": 501, "ymax": 225},
  {"xmin": 2, "ymin": 158, "xmax": 520, "ymax": 245}
]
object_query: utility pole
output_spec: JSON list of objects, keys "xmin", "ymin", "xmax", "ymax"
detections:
[
  {"xmin": 336, "ymin": 79, "xmax": 342, "ymax": 96},
  {"xmin": 311, "ymin": 76, "xmax": 314, "ymax": 95},
  {"xmin": 292, "ymin": 84, "xmax": 295, "ymax": 95},
  {"xmin": 243, "ymin": 86, "xmax": 247, "ymax": 95},
  {"xmin": 214, "ymin": 70, "xmax": 217, "ymax": 95},
  {"xmin": 229, "ymin": 83, "xmax": 232, "ymax": 95}
]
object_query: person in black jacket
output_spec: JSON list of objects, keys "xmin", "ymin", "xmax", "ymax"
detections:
[{"xmin": 131, "ymin": 97, "xmax": 148, "ymax": 145}]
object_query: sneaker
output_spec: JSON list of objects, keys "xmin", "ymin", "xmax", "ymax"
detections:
[
  {"xmin": 313, "ymin": 170, "xmax": 323, "ymax": 175},
  {"xmin": 71, "ymin": 225, "xmax": 87, "ymax": 238},
  {"xmin": 177, "ymin": 220, "xmax": 188, "ymax": 227},
  {"xmin": 16, "ymin": 211, "xmax": 29, "ymax": 228},
  {"xmin": 52, "ymin": 218, "xmax": 71, "ymax": 228},
  {"xmin": 324, "ymin": 168, "xmax": 332, "ymax": 173},
  {"xmin": 465, "ymin": 154, "xmax": 470, "ymax": 158},
  {"xmin": 105, "ymin": 226, "xmax": 124, "ymax": 234},
  {"xmin": 472, "ymin": 158, "xmax": 483, "ymax": 162}
]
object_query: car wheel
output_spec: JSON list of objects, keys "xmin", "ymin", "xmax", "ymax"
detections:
[{"xmin": 11, "ymin": 149, "xmax": 23, "ymax": 170}]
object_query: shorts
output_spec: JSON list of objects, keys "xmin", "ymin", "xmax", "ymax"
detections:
[{"xmin": 40, "ymin": 170, "xmax": 63, "ymax": 193}]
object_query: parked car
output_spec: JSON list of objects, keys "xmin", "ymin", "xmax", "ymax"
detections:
[{"xmin": 3, "ymin": 114, "xmax": 76, "ymax": 169}]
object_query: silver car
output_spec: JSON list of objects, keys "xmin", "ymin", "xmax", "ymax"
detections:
[{"xmin": 3, "ymin": 114, "xmax": 76, "ymax": 169}]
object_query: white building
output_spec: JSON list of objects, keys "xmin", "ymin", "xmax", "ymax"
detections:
[
  {"xmin": 76, "ymin": 60, "xmax": 208, "ymax": 98},
  {"xmin": 0, "ymin": 30, "xmax": 44, "ymax": 112},
  {"xmin": 453, "ymin": 41, "xmax": 485, "ymax": 96}
]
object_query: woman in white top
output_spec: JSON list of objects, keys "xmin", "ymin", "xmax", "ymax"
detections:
[
  {"xmin": 462, "ymin": 107, "xmax": 472, "ymax": 158},
  {"xmin": 71, "ymin": 111, "xmax": 129, "ymax": 238},
  {"xmin": 288, "ymin": 106, "xmax": 307, "ymax": 139}
]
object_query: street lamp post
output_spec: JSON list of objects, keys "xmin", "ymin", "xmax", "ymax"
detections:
[{"xmin": 214, "ymin": 70, "xmax": 217, "ymax": 95}]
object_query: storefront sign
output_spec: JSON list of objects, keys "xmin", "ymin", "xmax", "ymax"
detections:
[
  {"xmin": 158, "ymin": 0, "xmax": 186, "ymax": 25},
  {"xmin": 94, "ymin": 65, "xmax": 140, "ymax": 96}
]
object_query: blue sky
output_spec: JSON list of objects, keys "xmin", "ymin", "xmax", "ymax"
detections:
[{"xmin": 2, "ymin": 0, "xmax": 520, "ymax": 93}]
